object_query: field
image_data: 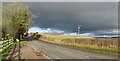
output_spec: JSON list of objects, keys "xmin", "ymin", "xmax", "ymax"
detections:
[{"xmin": 32, "ymin": 33, "xmax": 119, "ymax": 54}]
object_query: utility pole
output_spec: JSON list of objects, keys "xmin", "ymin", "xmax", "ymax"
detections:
[{"xmin": 77, "ymin": 25, "xmax": 81, "ymax": 34}]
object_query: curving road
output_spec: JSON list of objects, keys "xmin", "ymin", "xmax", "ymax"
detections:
[{"xmin": 27, "ymin": 36, "xmax": 118, "ymax": 59}]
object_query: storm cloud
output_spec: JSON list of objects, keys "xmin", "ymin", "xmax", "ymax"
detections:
[
  {"xmin": 26, "ymin": 2, "xmax": 118, "ymax": 35},
  {"xmin": 3, "ymin": 2, "xmax": 118, "ymax": 37}
]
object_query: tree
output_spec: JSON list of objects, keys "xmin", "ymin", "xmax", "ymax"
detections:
[{"xmin": 2, "ymin": 3, "xmax": 36, "ymax": 41}]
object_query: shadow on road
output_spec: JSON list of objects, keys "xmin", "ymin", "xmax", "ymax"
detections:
[{"xmin": 3, "ymin": 43, "xmax": 22, "ymax": 61}]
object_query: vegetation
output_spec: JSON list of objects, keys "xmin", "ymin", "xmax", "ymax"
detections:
[
  {"xmin": 33, "ymin": 33, "xmax": 119, "ymax": 54},
  {"xmin": 2, "ymin": 41, "xmax": 26, "ymax": 59},
  {"xmin": 1, "ymin": 3, "xmax": 35, "ymax": 60},
  {"xmin": 2, "ymin": 3, "xmax": 36, "ymax": 41},
  {"xmin": 41, "ymin": 34, "xmax": 90, "ymax": 38}
]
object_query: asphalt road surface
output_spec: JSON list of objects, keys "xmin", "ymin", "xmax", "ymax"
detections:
[{"xmin": 27, "ymin": 36, "xmax": 118, "ymax": 59}]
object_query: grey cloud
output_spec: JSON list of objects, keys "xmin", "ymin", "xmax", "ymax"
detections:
[
  {"xmin": 3, "ymin": 2, "xmax": 118, "ymax": 35},
  {"xmin": 25, "ymin": 2, "xmax": 118, "ymax": 34}
]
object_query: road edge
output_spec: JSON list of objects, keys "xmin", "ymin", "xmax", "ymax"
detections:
[{"xmin": 27, "ymin": 42, "xmax": 51, "ymax": 59}]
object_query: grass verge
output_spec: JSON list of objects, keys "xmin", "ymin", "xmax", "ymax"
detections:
[
  {"xmin": 1, "ymin": 40, "xmax": 26, "ymax": 60},
  {"xmin": 40, "ymin": 39, "xmax": 119, "ymax": 55},
  {"xmin": 32, "ymin": 33, "xmax": 119, "ymax": 55}
]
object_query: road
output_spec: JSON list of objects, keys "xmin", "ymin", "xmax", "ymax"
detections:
[{"xmin": 27, "ymin": 36, "xmax": 118, "ymax": 59}]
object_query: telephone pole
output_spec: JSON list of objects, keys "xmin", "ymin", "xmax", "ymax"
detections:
[{"xmin": 77, "ymin": 25, "xmax": 81, "ymax": 34}]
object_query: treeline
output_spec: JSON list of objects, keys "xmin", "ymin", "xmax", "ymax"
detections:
[{"xmin": 2, "ymin": 3, "xmax": 35, "ymax": 41}]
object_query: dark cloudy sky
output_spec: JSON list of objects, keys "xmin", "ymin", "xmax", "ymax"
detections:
[
  {"xmin": 3, "ymin": 2, "xmax": 118, "ymax": 37},
  {"xmin": 24, "ymin": 2, "xmax": 118, "ymax": 35}
]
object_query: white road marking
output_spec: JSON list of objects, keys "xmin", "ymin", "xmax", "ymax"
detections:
[{"xmin": 27, "ymin": 42, "xmax": 50, "ymax": 59}]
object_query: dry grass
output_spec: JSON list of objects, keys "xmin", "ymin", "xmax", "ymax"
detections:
[{"xmin": 32, "ymin": 33, "xmax": 119, "ymax": 54}]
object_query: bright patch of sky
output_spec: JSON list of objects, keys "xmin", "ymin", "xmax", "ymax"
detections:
[
  {"xmin": 28, "ymin": 27, "xmax": 118, "ymax": 37},
  {"xmin": 28, "ymin": 27, "xmax": 65, "ymax": 34}
]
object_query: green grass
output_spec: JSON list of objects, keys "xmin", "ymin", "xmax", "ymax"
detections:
[
  {"xmin": 16, "ymin": 41, "xmax": 26, "ymax": 46},
  {"xmin": 1, "ymin": 40, "xmax": 26, "ymax": 60},
  {"xmin": 66, "ymin": 44, "xmax": 119, "ymax": 54},
  {"xmin": 1, "ymin": 44, "xmax": 15, "ymax": 59}
]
